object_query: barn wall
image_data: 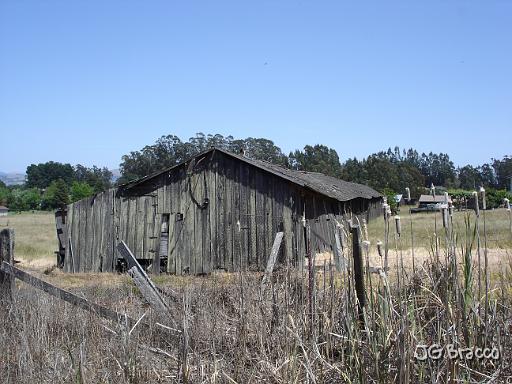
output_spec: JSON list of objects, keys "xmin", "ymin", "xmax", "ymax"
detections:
[
  {"xmin": 63, "ymin": 150, "xmax": 381, "ymax": 274},
  {"xmin": 64, "ymin": 189, "xmax": 117, "ymax": 273}
]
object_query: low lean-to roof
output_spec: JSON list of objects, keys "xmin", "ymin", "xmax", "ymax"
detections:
[
  {"xmin": 418, "ymin": 194, "xmax": 451, "ymax": 203},
  {"xmin": 123, "ymin": 147, "xmax": 381, "ymax": 203},
  {"xmin": 0, "ymin": 205, "xmax": 8, "ymax": 211}
]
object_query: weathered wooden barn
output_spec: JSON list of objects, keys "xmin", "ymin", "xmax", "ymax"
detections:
[{"xmin": 58, "ymin": 148, "xmax": 382, "ymax": 274}]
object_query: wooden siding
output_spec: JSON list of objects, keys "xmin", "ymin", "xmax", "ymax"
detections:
[{"xmin": 63, "ymin": 151, "xmax": 381, "ymax": 273}]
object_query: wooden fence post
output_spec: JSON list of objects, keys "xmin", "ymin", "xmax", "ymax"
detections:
[
  {"xmin": 0, "ymin": 228, "xmax": 15, "ymax": 301},
  {"xmin": 351, "ymin": 224, "xmax": 366, "ymax": 326}
]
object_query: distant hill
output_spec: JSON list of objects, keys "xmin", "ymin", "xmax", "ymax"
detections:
[
  {"xmin": 110, "ymin": 169, "xmax": 121, "ymax": 183},
  {"xmin": 0, "ymin": 172, "xmax": 25, "ymax": 186}
]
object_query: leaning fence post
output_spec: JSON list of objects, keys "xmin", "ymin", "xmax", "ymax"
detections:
[
  {"xmin": 351, "ymin": 224, "xmax": 366, "ymax": 327},
  {"xmin": 0, "ymin": 228, "xmax": 15, "ymax": 301}
]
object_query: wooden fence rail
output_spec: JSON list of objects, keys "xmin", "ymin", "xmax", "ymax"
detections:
[
  {"xmin": 1, "ymin": 224, "xmax": 367, "ymax": 334},
  {"xmin": 0, "ymin": 228, "xmax": 178, "ymax": 336},
  {"xmin": 0, "ymin": 261, "xmax": 138, "ymax": 327}
]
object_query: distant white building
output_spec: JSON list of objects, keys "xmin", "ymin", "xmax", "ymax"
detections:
[{"xmin": 0, "ymin": 206, "xmax": 8, "ymax": 217}]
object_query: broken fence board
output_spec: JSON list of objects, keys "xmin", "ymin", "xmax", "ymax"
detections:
[
  {"xmin": 128, "ymin": 266, "xmax": 169, "ymax": 315},
  {"xmin": 0, "ymin": 261, "xmax": 136, "ymax": 327},
  {"xmin": 260, "ymin": 231, "xmax": 284, "ymax": 293},
  {"xmin": 117, "ymin": 241, "xmax": 170, "ymax": 315}
]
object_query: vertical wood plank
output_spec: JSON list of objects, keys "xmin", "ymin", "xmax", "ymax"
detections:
[
  {"xmin": 167, "ymin": 173, "xmax": 177, "ymax": 274},
  {"xmin": 282, "ymin": 190, "xmax": 294, "ymax": 267},
  {"xmin": 265, "ymin": 174, "xmax": 274, "ymax": 269},
  {"xmin": 64, "ymin": 203, "xmax": 73, "ymax": 272},
  {"xmin": 224, "ymin": 156, "xmax": 233, "ymax": 271},
  {"xmin": 193, "ymin": 170, "xmax": 203, "ymax": 274},
  {"xmin": 183, "ymin": 170, "xmax": 194, "ymax": 274},
  {"xmin": 231, "ymin": 160, "xmax": 240, "ymax": 271},
  {"xmin": 208, "ymin": 157, "xmax": 218, "ymax": 273},
  {"xmin": 249, "ymin": 167, "xmax": 257, "ymax": 269},
  {"xmin": 202, "ymin": 166, "xmax": 212, "ymax": 274},
  {"xmin": 255, "ymin": 170, "xmax": 265, "ymax": 270},
  {"xmin": 216, "ymin": 157, "xmax": 225, "ymax": 270},
  {"xmin": 175, "ymin": 172, "xmax": 185, "ymax": 275},
  {"xmin": 237, "ymin": 163, "xmax": 250, "ymax": 271},
  {"xmin": 78, "ymin": 200, "xmax": 85, "ymax": 272}
]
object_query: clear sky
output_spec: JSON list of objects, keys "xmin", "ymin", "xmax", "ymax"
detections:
[{"xmin": 1, "ymin": 0, "xmax": 510, "ymax": 173}]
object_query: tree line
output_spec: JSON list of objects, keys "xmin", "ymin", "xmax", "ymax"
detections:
[
  {"xmin": 1, "ymin": 132, "xmax": 510, "ymax": 211},
  {"xmin": 0, "ymin": 164, "xmax": 112, "ymax": 211},
  {"xmin": 120, "ymin": 132, "xmax": 511, "ymax": 199}
]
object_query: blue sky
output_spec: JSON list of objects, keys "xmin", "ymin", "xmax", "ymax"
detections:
[{"xmin": 0, "ymin": 0, "xmax": 510, "ymax": 172}]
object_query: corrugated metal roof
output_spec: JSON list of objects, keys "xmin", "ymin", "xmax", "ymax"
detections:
[
  {"xmin": 0, "ymin": 205, "xmax": 8, "ymax": 210},
  {"xmin": 123, "ymin": 147, "xmax": 381, "ymax": 202}
]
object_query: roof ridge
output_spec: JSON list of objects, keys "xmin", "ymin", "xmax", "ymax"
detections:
[{"xmin": 123, "ymin": 147, "xmax": 382, "ymax": 202}]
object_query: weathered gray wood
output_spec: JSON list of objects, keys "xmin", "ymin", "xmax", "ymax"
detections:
[
  {"xmin": 128, "ymin": 266, "xmax": 169, "ymax": 315},
  {"xmin": 200, "ymin": 164, "xmax": 210, "ymax": 275},
  {"xmin": 255, "ymin": 170, "xmax": 265, "ymax": 269},
  {"xmin": 230, "ymin": 161, "xmax": 239, "ymax": 271},
  {"xmin": 90, "ymin": 196, "xmax": 100, "ymax": 272},
  {"xmin": 117, "ymin": 241, "xmax": 169, "ymax": 315},
  {"xmin": 260, "ymin": 231, "xmax": 284, "ymax": 293},
  {"xmin": 193, "ymin": 171, "xmax": 203, "ymax": 274},
  {"xmin": 175, "ymin": 172, "xmax": 186, "ymax": 274},
  {"xmin": 333, "ymin": 228, "xmax": 348, "ymax": 272},
  {"xmin": 182, "ymin": 172, "xmax": 194, "ymax": 274},
  {"xmin": 216, "ymin": 160, "xmax": 225, "ymax": 270},
  {"xmin": 102, "ymin": 190, "xmax": 114, "ymax": 272},
  {"xmin": 63, "ymin": 204, "xmax": 73, "ymax": 272},
  {"xmin": 224, "ymin": 161, "xmax": 233, "ymax": 271},
  {"xmin": 83, "ymin": 197, "xmax": 92, "ymax": 272},
  {"xmin": 77, "ymin": 200, "xmax": 85, "ymax": 272},
  {"xmin": 272, "ymin": 177, "xmax": 284, "ymax": 263},
  {"xmin": 249, "ymin": 169, "xmax": 257, "ymax": 269},
  {"xmin": 265, "ymin": 176, "xmax": 274, "ymax": 267},
  {"xmin": 61, "ymin": 149, "xmax": 380, "ymax": 275},
  {"xmin": 0, "ymin": 229, "xmax": 15, "ymax": 301},
  {"xmin": 1, "ymin": 261, "xmax": 136, "ymax": 326},
  {"xmin": 207, "ymin": 163, "xmax": 216, "ymax": 273},
  {"xmin": 282, "ymin": 196, "xmax": 293, "ymax": 266},
  {"xmin": 238, "ymin": 162, "xmax": 247, "ymax": 271},
  {"xmin": 54, "ymin": 209, "xmax": 67, "ymax": 268},
  {"xmin": 167, "ymin": 173, "xmax": 178, "ymax": 274}
]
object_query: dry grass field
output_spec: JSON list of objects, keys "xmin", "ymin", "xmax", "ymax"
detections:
[
  {"xmin": 367, "ymin": 208, "xmax": 512, "ymax": 250},
  {"xmin": 0, "ymin": 211, "xmax": 57, "ymax": 266},
  {"xmin": 1, "ymin": 209, "xmax": 512, "ymax": 383}
]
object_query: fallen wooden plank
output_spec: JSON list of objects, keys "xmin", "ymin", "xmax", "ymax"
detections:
[
  {"xmin": 260, "ymin": 231, "xmax": 284, "ymax": 293},
  {"xmin": 128, "ymin": 266, "xmax": 169, "ymax": 315},
  {"xmin": 1, "ymin": 261, "xmax": 136, "ymax": 327},
  {"xmin": 117, "ymin": 241, "xmax": 170, "ymax": 315}
]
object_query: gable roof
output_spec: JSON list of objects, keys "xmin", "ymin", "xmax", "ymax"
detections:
[
  {"xmin": 0, "ymin": 205, "xmax": 8, "ymax": 211},
  {"xmin": 123, "ymin": 147, "xmax": 381, "ymax": 203}
]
